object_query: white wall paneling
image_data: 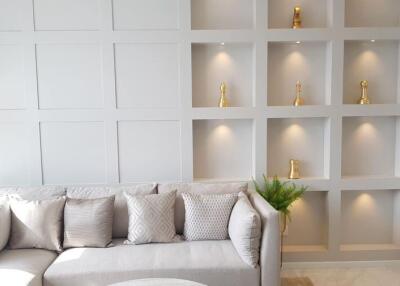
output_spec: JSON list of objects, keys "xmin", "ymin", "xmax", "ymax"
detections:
[
  {"xmin": 192, "ymin": 43, "xmax": 254, "ymax": 107},
  {"xmin": 112, "ymin": 0, "xmax": 179, "ymax": 31},
  {"xmin": 117, "ymin": 120, "xmax": 182, "ymax": 182},
  {"xmin": 0, "ymin": 0, "xmax": 399, "ymax": 263},
  {"xmin": 193, "ymin": 119, "xmax": 253, "ymax": 181},
  {"xmin": 343, "ymin": 41, "xmax": 399, "ymax": 104},
  {"xmin": 191, "ymin": 0, "xmax": 254, "ymax": 30},
  {"xmin": 267, "ymin": 41, "xmax": 329, "ymax": 106},
  {"xmin": 114, "ymin": 43, "xmax": 180, "ymax": 108},
  {"xmin": 345, "ymin": 0, "xmax": 400, "ymax": 28}
]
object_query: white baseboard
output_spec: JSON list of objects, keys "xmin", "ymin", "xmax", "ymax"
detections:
[{"xmin": 282, "ymin": 260, "xmax": 400, "ymax": 270}]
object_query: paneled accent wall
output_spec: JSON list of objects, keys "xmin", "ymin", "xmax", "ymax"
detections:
[{"xmin": 0, "ymin": 0, "xmax": 399, "ymax": 263}]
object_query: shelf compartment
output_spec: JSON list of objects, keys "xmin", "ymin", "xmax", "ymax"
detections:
[
  {"xmin": 267, "ymin": 41, "xmax": 330, "ymax": 106},
  {"xmin": 192, "ymin": 43, "xmax": 254, "ymax": 108},
  {"xmin": 283, "ymin": 191, "xmax": 329, "ymax": 252},
  {"xmin": 345, "ymin": 0, "xmax": 400, "ymax": 27},
  {"xmin": 343, "ymin": 40, "xmax": 399, "ymax": 105},
  {"xmin": 341, "ymin": 189, "xmax": 400, "ymax": 251},
  {"xmin": 268, "ymin": 0, "xmax": 329, "ymax": 29},
  {"xmin": 267, "ymin": 117, "xmax": 330, "ymax": 179},
  {"xmin": 193, "ymin": 119, "xmax": 253, "ymax": 181},
  {"xmin": 191, "ymin": 0, "xmax": 254, "ymax": 30},
  {"xmin": 342, "ymin": 116, "xmax": 398, "ymax": 178}
]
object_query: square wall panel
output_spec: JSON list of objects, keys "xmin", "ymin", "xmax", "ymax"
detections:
[
  {"xmin": 268, "ymin": 42, "xmax": 328, "ymax": 106},
  {"xmin": 118, "ymin": 121, "xmax": 181, "ymax": 182},
  {"xmin": 192, "ymin": 43, "xmax": 253, "ymax": 107},
  {"xmin": 191, "ymin": 0, "xmax": 254, "ymax": 30},
  {"xmin": 268, "ymin": 118, "xmax": 328, "ymax": 178},
  {"xmin": 0, "ymin": 0, "xmax": 21, "ymax": 31},
  {"xmin": 0, "ymin": 123, "xmax": 29, "ymax": 185},
  {"xmin": 343, "ymin": 41, "xmax": 399, "ymax": 104},
  {"xmin": 36, "ymin": 44, "xmax": 103, "ymax": 109},
  {"xmin": 342, "ymin": 117, "xmax": 396, "ymax": 177},
  {"xmin": 33, "ymin": 0, "xmax": 100, "ymax": 31},
  {"xmin": 0, "ymin": 45, "xmax": 25, "ymax": 109},
  {"xmin": 112, "ymin": 0, "xmax": 179, "ymax": 30},
  {"xmin": 193, "ymin": 119, "xmax": 253, "ymax": 180},
  {"xmin": 115, "ymin": 43, "xmax": 179, "ymax": 109},
  {"xmin": 40, "ymin": 122, "xmax": 106, "ymax": 184}
]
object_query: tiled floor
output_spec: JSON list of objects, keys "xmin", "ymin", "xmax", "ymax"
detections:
[{"xmin": 281, "ymin": 264, "xmax": 400, "ymax": 286}]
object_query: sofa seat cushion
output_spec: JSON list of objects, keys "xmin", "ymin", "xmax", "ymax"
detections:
[
  {"xmin": 0, "ymin": 249, "xmax": 57, "ymax": 286},
  {"xmin": 44, "ymin": 239, "xmax": 259, "ymax": 286}
]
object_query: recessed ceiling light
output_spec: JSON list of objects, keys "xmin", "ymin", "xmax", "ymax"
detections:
[
  {"xmin": 221, "ymin": 42, "xmax": 225, "ymax": 46},
  {"xmin": 296, "ymin": 41, "xmax": 301, "ymax": 44},
  {"xmin": 370, "ymin": 40, "xmax": 376, "ymax": 42}
]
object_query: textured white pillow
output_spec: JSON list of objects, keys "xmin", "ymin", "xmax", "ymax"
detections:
[
  {"xmin": 183, "ymin": 193, "xmax": 238, "ymax": 241},
  {"xmin": 63, "ymin": 196, "xmax": 115, "ymax": 248},
  {"xmin": 125, "ymin": 191, "xmax": 177, "ymax": 245},
  {"xmin": 9, "ymin": 197, "xmax": 66, "ymax": 251},
  {"xmin": 229, "ymin": 193, "xmax": 261, "ymax": 267},
  {"xmin": 0, "ymin": 197, "xmax": 10, "ymax": 251}
]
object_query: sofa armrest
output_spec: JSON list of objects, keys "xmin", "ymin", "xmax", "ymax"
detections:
[{"xmin": 249, "ymin": 192, "xmax": 280, "ymax": 286}]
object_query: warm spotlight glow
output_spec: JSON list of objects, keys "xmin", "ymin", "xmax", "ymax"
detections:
[
  {"xmin": 296, "ymin": 41, "xmax": 301, "ymax": 44},
  {"xmin": 370, "ymin": 40, "xmax": 376, "ymax": 43},
  {"xmin": 220, "ymin": 42, "xmax": 225, "ymax": 46}
]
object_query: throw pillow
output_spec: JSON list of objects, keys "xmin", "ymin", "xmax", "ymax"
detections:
[
  {"xmin": 63, "ymin": 196, "xmax": 115, "ymax": 248},
  {"xmin": 125, "ymin": 191, "xmax": 176, "ymax": 244},
  {"xmin": 183, "ymin": 193, "xmax": 238, "ymax": 241},
  {"xmin": 229, "ymin": 192, "xmax": 261, "ymax": 267},
  {"xmin": 9, "ymin": 197, "xmax": 66, "ymax": 251},
  {"xmin": 0, "ymin": 197, "xmax": 10, "ymax": 251}
]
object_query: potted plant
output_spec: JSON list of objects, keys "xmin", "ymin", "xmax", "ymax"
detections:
[{"xmin": 253, "ymin": 175, "xmax": 307, "ymax": 266}]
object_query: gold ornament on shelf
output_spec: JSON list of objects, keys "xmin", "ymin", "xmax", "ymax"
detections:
[
  {"xmin": 293, "ymin": 81, "xmax": 304, "ymax": 106},
  {"xmin": 357, "ymin": 80, "xmax": 371, "ymax": 105},
  {"xmin": 218, "ymin": 82, "xmax": 228, "ymax": 108},
  {"xmin": 292, "ymin": 7, "xmax": 302, "ymax": 29},
  {"xmin": 288, "ymin": 159, "xmax": 300, "ymax": 179}
]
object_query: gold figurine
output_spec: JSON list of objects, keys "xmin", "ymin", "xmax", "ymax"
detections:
[
  {"xmin": 218, "ymin": 82, "xmax": 228, "ymax": 108},
  {"xmin": 288, "ymin": 159, "xmax": 300, "ymax": 179},
  {"xmin": 292, "ymin": 7, "xmax": 302, "ymax": 29},
  {"xmin": 293, "ymin": 81, "xmax": 304, "ymax": 106},
  {"xmin": 357, "ymin": 80, "xmax": 371, "ymax": 105}
]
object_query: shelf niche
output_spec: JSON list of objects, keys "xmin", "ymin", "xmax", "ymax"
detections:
[
  {"xmin": 267, "ymin": 117, "xmax": 330, "ymax": 179},
  {"xmin": 283, "ymin": 191, "xmax": 329, "ymax": 253},
  {"xmin": 341, "ymin": 189, "xmax": 400, "ymax": 251},
  {"xmin": 191, "ymin": 0, "xmax": 254, "ymax": 30},
  {"xmin": 268, "ymin": 0, "xmax": 329, "ymax": 29},
  {"xmin": 342, "ymin": 116, "xmax": 399, "ymax": 178},
  {"xmin": 192, "ymin": 43, "xmax": 254, "ymax": 108},
  {"xmin": 193, "ymin": 119, "xmax": 253, "ymax": 181},
  {"xmin": 267, "ymin": 41, "xmax": 330, "ymax": 106},
  {"xmin": 345, "ymin": 0, "xmax": 400, "ymax": 27},
  {"xmin": 343, "ymin": 40, "xmax": 399, "ymax": 105}
]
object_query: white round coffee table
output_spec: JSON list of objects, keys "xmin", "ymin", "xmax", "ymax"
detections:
[{"xmin": 110, "ymin": 278, "xmax": 207, "ymax": 286}]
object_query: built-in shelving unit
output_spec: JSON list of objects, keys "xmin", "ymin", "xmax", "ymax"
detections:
[{"xmin": 0, "ymin": 0, "xmax": 399, "ymax": 263}]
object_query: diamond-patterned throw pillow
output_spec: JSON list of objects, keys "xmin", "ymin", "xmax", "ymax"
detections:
[
  {"xmin": 125, "ymin": 191, "xmax": 176, "ymax": 245},
  {"xmin": 183, "ymin": 193, "xmax": 238, "ymax": 241}
]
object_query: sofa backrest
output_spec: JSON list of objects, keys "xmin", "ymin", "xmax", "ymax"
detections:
[
  {"xmin": 0, "ymin": 186, "xmax": 66, "ymax": 200},
  {"xmin": 67, "ymin": 184, "xmax": 157, "ymax": 238},
  {"xmin": 158, "ymin": 182, "xmax": 248, "ymax": 234}
]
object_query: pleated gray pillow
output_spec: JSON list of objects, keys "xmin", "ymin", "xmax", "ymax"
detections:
[
  {"xmin": 0, "ymin": 197, "xmax": 10, "ymax": 251},
  {"xmin": 125, "ymin": 191, "xmax": 176, "ymax": 245},
  {"xmin": 9, "ymin": 197, "xmax": 66, "ymax": 251},
  {"xmin": 63, "ymin": 196, "xmax": 115, "ymax": 248},
  {"xmin": 228, "ymin": 192, "xmax": 261, "ymax": 267}
]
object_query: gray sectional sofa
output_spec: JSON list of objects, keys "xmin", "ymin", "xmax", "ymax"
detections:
[{"xmin": 0, "ymin": 183, "xmax": 280, "ymax": 286}]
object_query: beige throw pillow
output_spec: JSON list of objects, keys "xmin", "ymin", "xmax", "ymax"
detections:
[
  {"xmin": 125, "ymin": 191, "xmax": 176, "ymax": 245},
  {"xmin": 0, "ymin": 197, "xmax": 10, "ymax": 251},
  {"xmin": 9, "ymin": 197, "xmax": 66, "ymax": 251},
  {"xmin": 63, "ymin": 196, "xmax": 115, "ymax": 248},
  {"xmin": 183, "ymin": 193, "xmax": 238, "ymax": 241},
  {"xmin": 228, "ymin": 192, "xmax": 261, "ymax": 267}
]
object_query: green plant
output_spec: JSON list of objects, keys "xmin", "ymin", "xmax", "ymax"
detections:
[{"xmin": 253, "ymin": 175, "xmax": 307, "ymax": 219}]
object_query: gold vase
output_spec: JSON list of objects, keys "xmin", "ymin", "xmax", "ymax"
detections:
[
  {"xmin": 288, "ymin": 159, "xmax": 300, "ymax": 179},
  {"xmin": 357, "ymin": 80, "xmax": 371, "ymax": 105},
  {"xmin": 292, "ymin": 7, "xmax": 302, "ymax": 29},
  {"xmin": 218, "ymin": 82, "xmax": 228, "ymax": 108},
  {"xmin": 293, "ymin": 81, "xmax": 304, "ymax": 106}
]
